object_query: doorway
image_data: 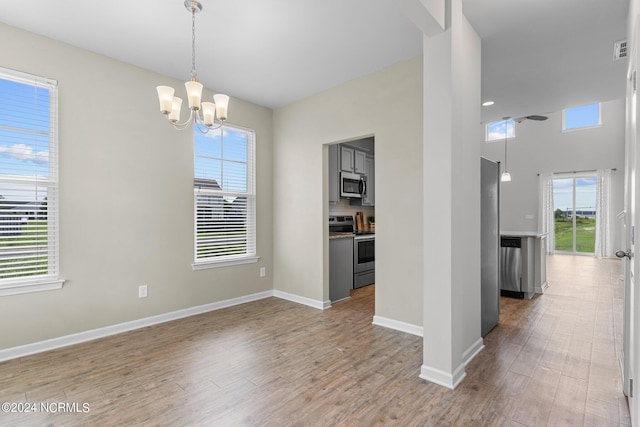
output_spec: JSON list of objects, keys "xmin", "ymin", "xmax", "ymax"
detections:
[{"xmin": 552, "ymin": 174, "xmax": 597, "ymax": 254}]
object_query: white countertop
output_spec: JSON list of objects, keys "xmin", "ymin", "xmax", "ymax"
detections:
[{"xmin": 501, "ymin": 231, "xmax": 549, "ymax": 238}]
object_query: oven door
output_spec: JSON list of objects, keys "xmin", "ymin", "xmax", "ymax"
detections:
[{"xmin": 354, "ymin": 235, "xmax": 375, "ymax": 273}]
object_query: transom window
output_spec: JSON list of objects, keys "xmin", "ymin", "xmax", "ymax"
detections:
[
  {"xmin": 0, "ymin": 67, "xmax": 63, "ymax": 295},
  {"xmin": 192, "ymin": 124, "xmax": 257, "ymax": 269},
  {"xmin": 563, "ymin": 103, "xmax": 601, "ymax": 131},
  {"xmin": 485, "ymin": 119, "xmax": 515, "ymax": 142}
]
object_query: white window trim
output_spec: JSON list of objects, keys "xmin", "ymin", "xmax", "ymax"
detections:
[
  {"xmin": 562, "ymin": 102, "xmax": 602, "ymax": 132},
  {"xmin": 0, "ymin": 67, "xmax": 64, "ymax": 297},
  {"xmin": 0, "ymin": 277, "xmax": 64, "ymax": 297},
  {"xmin": 192, "ymin": 255, "xmax": 259, "ymax": 271}
]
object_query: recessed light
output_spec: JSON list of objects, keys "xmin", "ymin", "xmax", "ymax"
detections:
[{"xmin": 482, "ymin": 101, "xmax": 495, "ymax": 107}]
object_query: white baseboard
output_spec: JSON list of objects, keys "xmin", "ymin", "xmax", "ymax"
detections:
[
  {"xmin": 418, "ymin": 338, "xmax": 482, "ymax": 389},
  {"xmin": 419, "ymin": 363, "xmax": 466, "ymax": 389},
  {"xmin": 462, "ymin": 337, "xmax": 484, "ymax": 366},
  {"xmin": 273, "ymin": 289, "xmax": 330, "ymax": 310},
  {"xmin": 0, "ymin": 290, "xmax": 273, "ymax": 362},
  {"xmin": 372, "ymin": 315, "xmax": 423, "ymax": 337}
]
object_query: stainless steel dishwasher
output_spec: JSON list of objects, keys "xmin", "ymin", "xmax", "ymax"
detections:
[{"xmin": 500, "ymin": 236, "xmax": 523, "ymax": 298}]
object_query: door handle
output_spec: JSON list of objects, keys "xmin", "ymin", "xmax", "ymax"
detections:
[{"xmin": 616, "ymin": 249, "xmax": 634, "ymax": 259}]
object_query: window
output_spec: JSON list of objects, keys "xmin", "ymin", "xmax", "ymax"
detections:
[
  {"xmin": 193, "ymin": 124, "xmax": 257, "ymax": 269},
  {"xmin": 485, "ymin": 119, "xmax": 515, "ymax": 142},
  {"xmin": 563, "ymin": 103, "xmax": 601, "ymax": 131},
  {"xmin": 552, "ymin": 174, "xmax": 597, "ymax": 253},
  {"xmin": 0, "ymin": 67, "xmax": 62, "ymax": 295}
]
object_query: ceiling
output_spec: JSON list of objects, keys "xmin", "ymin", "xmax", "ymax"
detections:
[{"xmin": 0, "ymin": 0, "xmax": 630, "ymax": 123}]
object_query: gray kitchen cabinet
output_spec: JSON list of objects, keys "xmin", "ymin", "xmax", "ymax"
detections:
[
  {"xmin": 329, "ymin": 236, "xmax": 353, "ymax": 303},
  {"xmin": 340, "ymin": 146, "xmax": 354, "ymax": 172},
  {"xmin": 354, "ymin": 150, "xmax": 366, "ymax": 174},
  {"xmin": 328, "ymin": 144, "xmax": 339, "ymax": 203},
  {"xmin": 363, "ymin": 155, "xmax": 374, "ymax": 206},
  {"xmin": 351, "ymin": 154, "xmax": 375, "ymax": 207}
]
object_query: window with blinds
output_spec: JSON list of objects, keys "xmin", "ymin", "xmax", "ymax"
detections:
[
  {"xmin": 193, "ymin": 124, "xmax": 256, "ymax": 268},
  {"xmin": 0, "ymin": 67, "xmax": 61, "ymax": 294}
]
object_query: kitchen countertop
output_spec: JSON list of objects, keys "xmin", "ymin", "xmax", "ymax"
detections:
[
  {"xmin": 501, "ymin": 231, "xmax": 549, "ymax": 238},
  {"xmin": 329, "ymin": 232, "xmax": 355, "ymax": 240}
]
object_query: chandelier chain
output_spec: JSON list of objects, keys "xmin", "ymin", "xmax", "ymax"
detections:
[{"xmin": 191, "ymin": 5, "xmax": 197, "ymax": 79}]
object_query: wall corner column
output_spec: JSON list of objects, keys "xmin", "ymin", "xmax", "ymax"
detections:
[{"xmin": 418, "ymin": 0, "xmax": 483, "ymax": 389}]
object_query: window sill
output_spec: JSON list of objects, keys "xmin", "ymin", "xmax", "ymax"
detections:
[
  {"xmin": 562, "ymin": 124, "xmax": 603, "ymax": 133},
  {"xmin": 192, "ymin": 255, "xmax": 260, "ymax": 271},
  {"xmin": 0, "ymin": 277, "xmax": 66, "ymax": 297}
]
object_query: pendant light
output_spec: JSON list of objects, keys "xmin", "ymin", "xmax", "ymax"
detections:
[
  {"xmin": 501, "ymin": 117, "xmax": 512, "ymax": 182},
  {"xmin": 156, "ymin": 1, "xmax": 229, "ymax": 134}
]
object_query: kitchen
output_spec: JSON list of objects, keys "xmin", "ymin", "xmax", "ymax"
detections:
[{"xmin": 327, "ymin": 137, "xmax": 375, "ymax": 303}]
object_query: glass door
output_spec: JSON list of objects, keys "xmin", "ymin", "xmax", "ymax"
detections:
[{"xmin": 552, "ymin": 175, "xmax": 597, "ymax": 253}]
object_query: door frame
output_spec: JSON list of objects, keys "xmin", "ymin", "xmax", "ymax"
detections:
[{"xmin": 623, "ymin": 12, "xmax": 639, "ymax": 422}]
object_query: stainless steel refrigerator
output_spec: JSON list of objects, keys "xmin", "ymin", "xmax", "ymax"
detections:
[{"xmin": 481, "ymin": 157, "xmax": 500, "ymax": 337}]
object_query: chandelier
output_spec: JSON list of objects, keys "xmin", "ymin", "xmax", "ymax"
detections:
[{"xmin": 156, "ymin": 0, "xmax": 229, "ymax": 134}]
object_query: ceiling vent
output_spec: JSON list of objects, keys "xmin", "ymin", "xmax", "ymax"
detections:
[{"xmin": 614, "ymin": 40, "xmax": 628, "ymax": 60}]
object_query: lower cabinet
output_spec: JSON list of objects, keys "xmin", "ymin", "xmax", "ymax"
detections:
[{"xmin": 329, "ymin": 237, "xmax": 353, "ymax": 303}]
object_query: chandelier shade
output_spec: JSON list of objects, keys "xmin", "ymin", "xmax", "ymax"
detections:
[{"xmin": 156, "ymin": 0, "xmax": 228, "ymax": 133}]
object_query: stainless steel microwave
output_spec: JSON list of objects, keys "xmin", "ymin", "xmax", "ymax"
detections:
[{"xmin": 341, "ymin": 171, "xmax": 366, "ymax": 198}]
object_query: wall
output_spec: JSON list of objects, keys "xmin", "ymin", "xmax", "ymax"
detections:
[
  {"xmin": 0, "ymin": 23, "xmax": 273, "ymax": 351},
  {"xmin": 481, "ymin": 99, "xmax": 625, "ymax": 255},
  {"xmin": 273, "ymin": 56, "xmax": 424, "ymax": 327}
]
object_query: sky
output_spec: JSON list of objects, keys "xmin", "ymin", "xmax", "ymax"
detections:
[
  {"xmin": 0, "ymin": 78, "xmax": 52, "ymax": 202},
  {"xmin": 194, "ymin": 127, "xmax": 248, "ymax": 193},
  {"xmin": 564, "ymin": 103, "xmax": 600, "ymax": 130},
  {"xmin": 553, "ymin": 177, "xmax": 597, "ymax": 212},
  {"xmin": 0, "ymin": 79, "xmax": 50, "ymax": 179}
]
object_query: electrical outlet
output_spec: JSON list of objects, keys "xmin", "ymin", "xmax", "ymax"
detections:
[
  {"xmin": 138, "ymin": 285, "xmax": 148, "ymax": 298},
  {"xmin": 260, "ymin": 267, "xmax": 266, "ymax": 277}
]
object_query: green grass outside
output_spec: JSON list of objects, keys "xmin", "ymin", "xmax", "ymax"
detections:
[
  {"xmin": 554, "ymin": 216, "xmax": 595, "ymax": 253},
  {"xmin": 0, "ymin": 220, "xmax": 48, "ymax": 279},
  {"xmin": 196, "ymin": 230, "xmax": 247, "ymax": 258}
]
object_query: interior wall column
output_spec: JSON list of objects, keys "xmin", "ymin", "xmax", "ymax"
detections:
[{"xmin": 416, "ymin": 0, "xmax": 483, "ymax": 388}]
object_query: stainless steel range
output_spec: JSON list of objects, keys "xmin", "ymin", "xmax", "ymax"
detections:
[{"xmin": 328, "ymin": 215, "xmax": 375, "ymax": 289}]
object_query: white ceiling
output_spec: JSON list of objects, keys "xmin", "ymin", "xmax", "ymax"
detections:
[{"xmin": 0, "ymin": 0, "xmax": 630, "ymax": 123}]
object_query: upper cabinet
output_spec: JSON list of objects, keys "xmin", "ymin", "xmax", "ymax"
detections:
[
  {"xmin": 340, "ymin": 146, "xmax": 355, "ymax": 172},
  {"xmin": 354, "ymin": 150, "xmax": 366, "ymax": 174},
  {"xmin": 362, "ymin": 155, "xmax": 375, "ymax": 206},
  {"xmin": 329, "ymin": 144, "xmax": 339, "ymax": 203}
]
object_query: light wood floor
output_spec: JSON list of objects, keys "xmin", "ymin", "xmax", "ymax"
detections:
[{"xmin": 0, "ymin": 255, "xmax": 630, "ymax": 426}]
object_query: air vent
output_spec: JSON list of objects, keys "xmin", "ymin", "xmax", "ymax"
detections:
[{"xmin": 614, "ymin": 40, "xmax": 628, "ymax": 60}]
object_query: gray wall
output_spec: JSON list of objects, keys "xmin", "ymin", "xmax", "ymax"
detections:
[
  {"xmin": 0, "ymin": 23, "xmax": 274, "ymax": 350},
  {"xmin": 481, "ymin": 99, "xmax": 626, "ymax": 254}
]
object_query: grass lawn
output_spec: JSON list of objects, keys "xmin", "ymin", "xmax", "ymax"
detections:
[
  {"xmin": 554, "ymin": 216, "xmax": 595, "ymax": 253},
  {"xmin": 0, "ymin": 220, "xmax": 48, "ymax": 279}
]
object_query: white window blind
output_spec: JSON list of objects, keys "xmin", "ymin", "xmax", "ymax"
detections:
[
  {"xmin": 193, "ymin": 124, "xmax": 256, "ymax": 267},
  {"xmin": 0, "ymin": 67, "xmax": 60, "ymax": 291}
]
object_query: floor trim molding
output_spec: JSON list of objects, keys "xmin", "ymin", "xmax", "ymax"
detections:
[
  {"xmin": 419, "ymin": 363, "xmax": 466, "ymax": 390},
  {"xmin": 0, "ymin": 290, "xmax": 273, "ymax": 362},
  {"xmin": 462, "ymin": 337, "xmax": 485, "ymax": 366},
  {"xmin": 372, "ymin": 315, "xmax": 423, "ymax": 337},
  {"xmin": 273, "ymin": 289, "xmax": 330, "ymax": 310}
]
